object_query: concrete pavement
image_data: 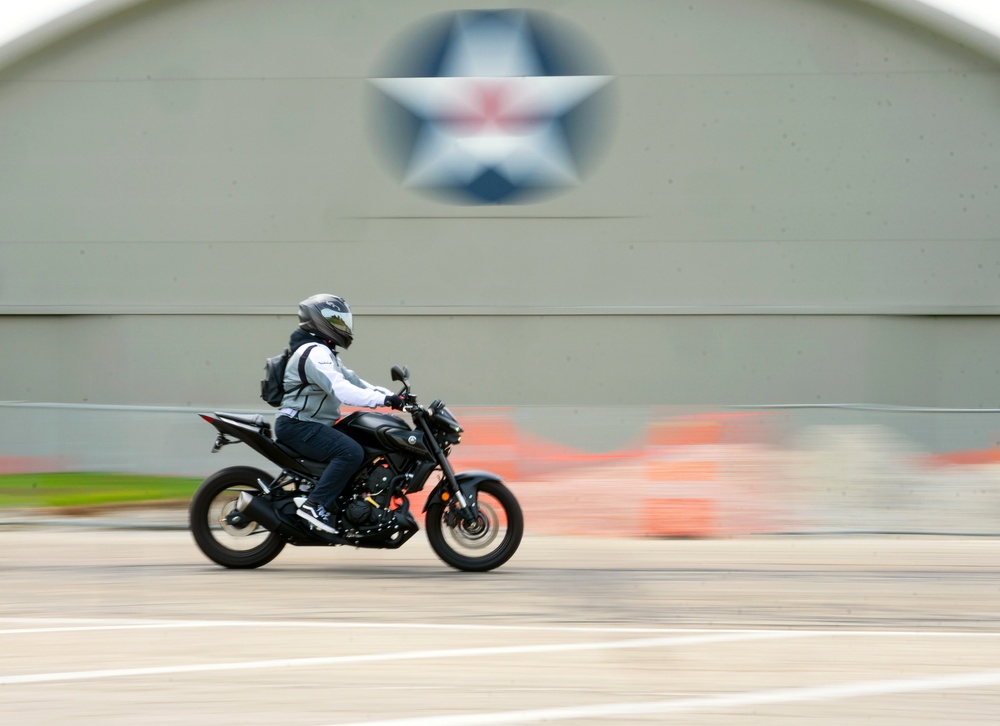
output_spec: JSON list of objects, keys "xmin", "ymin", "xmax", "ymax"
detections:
[{"xmin": 0, "ymin": 523, "xmax": 998, "ymax": 724}]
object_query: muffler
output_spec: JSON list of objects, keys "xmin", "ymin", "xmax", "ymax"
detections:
[
  {"xmin": 236, "ymin": 491, "xmax": 286, "ymax": 534},
  {"xmin": 236, "ymin": 491, "xmax": 352, "ymax": 545}
]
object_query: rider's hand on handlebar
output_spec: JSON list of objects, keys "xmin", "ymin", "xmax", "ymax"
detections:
[{"xmin": 384, "ymin": 393, "xmax": 406, "ymax": 411}]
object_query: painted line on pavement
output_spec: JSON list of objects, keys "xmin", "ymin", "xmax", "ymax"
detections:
[
  {"xmin": 0, "ymin": 616, "xmax": 760, "ymax": 635},
  {"xmin": 0, "ymin": 630, "xmax": 805, "ymax": 685},
  {"xmin": 1, "ymin": 617, "xmax": 999, "ymax": 638},
  {"xmin": 331, "ymin": 669, "xmax": 1000, "ymax": 726},
  {"xmin": 0, "ymin": 616, "xmax": 763, "ymax": 635},
  {"xmin": 0, "ymin": 618, "xmax": 785, "ymax": 636}
]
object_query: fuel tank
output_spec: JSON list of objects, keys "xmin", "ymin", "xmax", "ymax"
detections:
[{"xmin": 334, "ymin": 411, "xmax": 431, "ymax": 459}]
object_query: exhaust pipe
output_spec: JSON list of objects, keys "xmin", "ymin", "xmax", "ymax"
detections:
[
  {"xmin": 236, "ymin": 491, "xmax": 255, "ymax": 513},
  {"xmin": 236, "ymin": 492, "xmax": 353, "ymax": 545},
  {"xmin": 236, "ymin": 491, "xmax": 286, "ymax": 534}
]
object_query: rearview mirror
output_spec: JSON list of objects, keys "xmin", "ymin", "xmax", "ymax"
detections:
[{"xmin": 391, "ymin": 365, "xmax": 409, "ymax": 383}]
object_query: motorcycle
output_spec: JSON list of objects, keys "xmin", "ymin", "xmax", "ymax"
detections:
[{"xmin": 189, "ymin": 366, "xmax": 523, "ymax": 572}]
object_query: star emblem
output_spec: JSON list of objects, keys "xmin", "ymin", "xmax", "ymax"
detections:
[{"xmin": 369, "ymin": 11, "xmax": 614, "ymax": 204}]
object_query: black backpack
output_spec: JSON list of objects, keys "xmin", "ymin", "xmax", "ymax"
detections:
[{"xmin": 260, "ymin": 344, "xmax": 317, "ymax": 408}]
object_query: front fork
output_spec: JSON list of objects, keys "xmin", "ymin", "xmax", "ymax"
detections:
[{"xmin": 414, "ymin": 412, "xmax": 479, "ymax": 523}]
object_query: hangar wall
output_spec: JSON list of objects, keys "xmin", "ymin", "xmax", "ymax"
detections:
[{"xmin": 1, "ymin": 0, "xmax": 999, "ymax": 411}]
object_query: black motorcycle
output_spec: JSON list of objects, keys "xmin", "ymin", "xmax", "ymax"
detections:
[{"xmin": 189, "ymin": 366, "xmax": 523, "ymax": 572}]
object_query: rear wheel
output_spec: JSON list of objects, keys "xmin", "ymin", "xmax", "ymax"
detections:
[
  {"xmin": 189, "ymin": 466, "xmax": 285, "ymax": 569},
  {"xmin": 425, "ymin": 479, "xmax": 523, "ymax": 572}
]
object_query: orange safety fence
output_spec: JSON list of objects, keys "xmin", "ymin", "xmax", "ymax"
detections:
[
  {"xmin": 922, "ymin": 449, "xmax": 1000, "ymax": 467},
  {"xmin": 6, "ymin": 409, "xmax": 998, "ymax": 536},
  {"xmin": 446, "ymin": 409, "xmax": 789, "ymax": 537}
]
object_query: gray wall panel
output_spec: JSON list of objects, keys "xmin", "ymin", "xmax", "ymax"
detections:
[
  {"xmin": 3, "ymin": 314, "xmax": 1000, "ymax": 408},
  {"xmin": 3, "ymin": 68, "xmax": 998, "ymax": 249},
  {"xmin": 3, "ymin": 239, "xmax": 1000, "ymax": 313},
  {"xmin": 1, "ymin": 0, "xmax": 999, "ymax": 410}
]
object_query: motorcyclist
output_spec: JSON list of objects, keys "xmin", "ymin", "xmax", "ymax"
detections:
[{"xmin": 274, "ymin": 294, "xmax": 405, "ymax": 535}]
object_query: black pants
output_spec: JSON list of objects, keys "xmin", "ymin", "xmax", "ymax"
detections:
[{"xmin": 274, "ymin": 415, "xmax": 364, "ymax": 510}]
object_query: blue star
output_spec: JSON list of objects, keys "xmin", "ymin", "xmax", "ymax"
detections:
[{"xmin": 370, "ymin": 11, "xmax": 613, "ymax": 204}]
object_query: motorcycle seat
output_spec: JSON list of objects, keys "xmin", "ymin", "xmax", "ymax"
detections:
[{"xmin": 217, "ymin": 412, "xmax": 271, "ymax": 432}]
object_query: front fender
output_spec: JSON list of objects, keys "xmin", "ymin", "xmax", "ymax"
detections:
[{"xmin": 422, "ymin": 470, "xmax": 502, "ymax": 512}]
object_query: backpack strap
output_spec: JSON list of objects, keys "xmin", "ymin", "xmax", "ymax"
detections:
[{"xmin": 292, "ymin": 344, "xmax": 319, "ymax": 394}]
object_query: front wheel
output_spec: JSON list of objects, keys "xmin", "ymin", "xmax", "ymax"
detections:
[
  {"xmin": 425, "ymin": 479, "xmax": 523, "ymax": 572},
  {"xmin": 189, "ymin": 466, "xmax": 286, "ymax": 569}
]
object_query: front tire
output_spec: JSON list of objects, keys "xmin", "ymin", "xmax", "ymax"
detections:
[
  {"xmin": 189, "ymin": 466, "xmax": 286, "ymax": 569},
  {"xmin": 425, "ymin": 479, "xmax": 523, "ymax": 572}
]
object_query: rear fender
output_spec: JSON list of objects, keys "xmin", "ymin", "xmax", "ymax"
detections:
[
  {"xmin": 198, "ymin": 412, "xmax": 303, "ymax": 472},
  {"xmin": 422, "ymin": 470, "xmax": 500, "ymax": 512},
  {"xmin": 200, "ymin": 412, "xmax": 265, "ymax": 441}
]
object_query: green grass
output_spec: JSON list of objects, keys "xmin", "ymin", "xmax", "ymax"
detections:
[{"xmin": 0, "ymin": 472, "xmax": 202, "ymax": 509}]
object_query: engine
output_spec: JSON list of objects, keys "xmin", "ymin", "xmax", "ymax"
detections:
[{"xmin": 344, "ymin": 464, "xmax": 397, "ymax": 527}]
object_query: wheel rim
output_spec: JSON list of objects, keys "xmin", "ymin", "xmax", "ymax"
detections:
[
  {"xmin": 218, "ymin": 497, "xmax": 260, "ymax": 537},
  {"xmin": 438, "ymin": 491, "xmax": 508, "ymax": 559},
  {"xmin": 206, "ymin": 485, "xmax": 274, "ymax": 552}
]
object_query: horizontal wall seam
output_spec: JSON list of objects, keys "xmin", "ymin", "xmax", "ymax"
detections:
[
  {"xmin": 3, "ymin": 306, "xmax": 1000, "ymax": 316},
  {"xmin": 3, "ymin": 402, "xmax": 1000, "ymax": 414},
  {"xmin": 4, "ymin": 237, "xmax": 1000, "ymax": 240}
]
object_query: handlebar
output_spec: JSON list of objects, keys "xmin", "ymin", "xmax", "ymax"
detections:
[
  {"xmin": 396, "ymin": 387, "xmax": 419, "ymax": 414},
  {"xmin": 390, "ymin": 365, "xmax": 421, "ymax": 414}
]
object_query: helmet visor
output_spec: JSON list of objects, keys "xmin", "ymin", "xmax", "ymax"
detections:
[{"xmin": 321, "ymin": 307, "xmax": 353, "ymax": 336}]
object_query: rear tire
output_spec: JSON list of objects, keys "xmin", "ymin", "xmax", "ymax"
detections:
[
  {"xmin": 425, "ymin": 479, "xmax": 523, "ymax": 572},
  {"xmin": 189, "ymin": 466, "xmax": 286, "ymax": 569}
]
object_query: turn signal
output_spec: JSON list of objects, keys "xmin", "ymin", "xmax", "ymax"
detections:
[{"xmin": 441, "ymin": 492, "xmax": 450, "ymax": 501}]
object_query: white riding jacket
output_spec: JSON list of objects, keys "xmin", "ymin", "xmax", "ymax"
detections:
[{"xmin": 277, "ymin": 343, "xmax": 390, "ymax": 426}]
